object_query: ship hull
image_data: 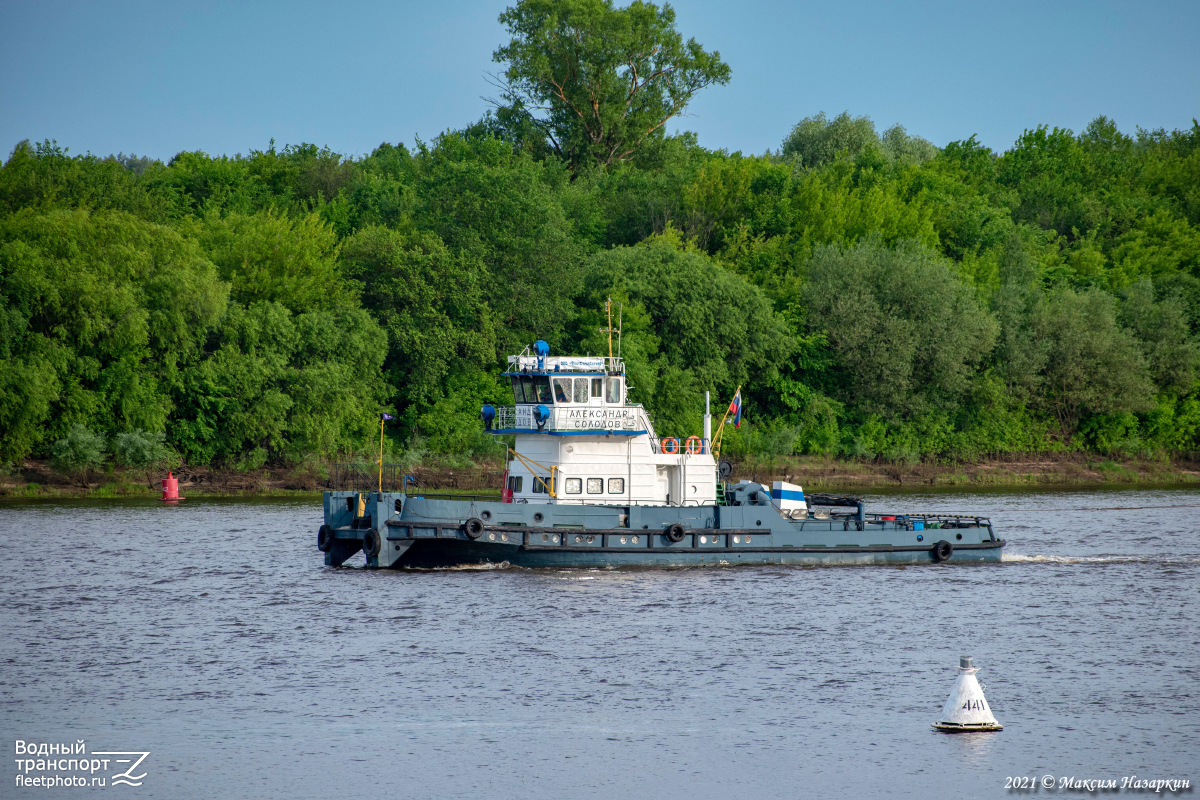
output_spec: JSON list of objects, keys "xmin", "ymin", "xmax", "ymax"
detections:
[
  {"xmin": 389, "ymin": 536, "xmax": 1004, "ymax": 569},
  {"xmin": 319, "ymin": 491, "xmax": 1005, "ymax": 569}
]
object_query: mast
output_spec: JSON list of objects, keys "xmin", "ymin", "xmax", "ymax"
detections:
[{"xmin": 600, "ymin": 296, "xmax": 621, "ymax": 371}]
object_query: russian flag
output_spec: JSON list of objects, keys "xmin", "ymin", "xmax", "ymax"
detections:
[{"xmin": 729, "ymin": 391, "xmax": 743, "ymax": 428}]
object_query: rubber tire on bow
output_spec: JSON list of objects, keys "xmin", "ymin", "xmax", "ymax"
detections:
[
  {"xmin": 317, "ymin": 524, "xmax": 334, "ymax": 552},
  {"xmin": 362, "ymin": 529, "xmax": 381, "ymax": 558},
  {"xmin": 932, "ymin": 539, "xmax": 953, "ymax": 562},
  {"xmin": 464, "ymin": 517, "xmax": 485, "ymax": 539},
  {"xmin": 665, "ymin": 523, "xmax": 686, "ymax": 543}
]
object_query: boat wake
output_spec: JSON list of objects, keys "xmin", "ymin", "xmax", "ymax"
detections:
[{"xmin": 1002, "ymin": 553, "xmax": 1199, "ymax": 565}]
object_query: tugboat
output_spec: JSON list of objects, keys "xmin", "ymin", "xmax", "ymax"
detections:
[{"xmin": 317, "ymin": 310, "xmax": 1004, "ymax": 569}]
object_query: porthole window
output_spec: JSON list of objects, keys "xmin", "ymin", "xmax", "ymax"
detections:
[
  {"xmin": 481, "ymin": 510, "xmax": 491, "ymax": 520},
  {"xmin": 564, "ymin": 478, "xmax": 582, "ymax": 494},
  {"xmin": 608, "ymin": 478, "xmax": 625, "ymax": 494},
  {"xmin": 587, "ymin": 478, "xmax": 603, "ymax": 494}
]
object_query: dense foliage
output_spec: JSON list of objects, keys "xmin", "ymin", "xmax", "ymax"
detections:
[{"xmin": 3, "ymin": 0, "xmax": 1200, "ymax": 469}]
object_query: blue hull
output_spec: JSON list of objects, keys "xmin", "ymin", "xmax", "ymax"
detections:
[{"xmin": 319, "ymin": 491, "xmax": 1005, "ymax": 569}]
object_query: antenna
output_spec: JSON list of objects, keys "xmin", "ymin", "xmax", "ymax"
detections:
[{"xmin": 616, "ymin": 302, "xmax": 623, "ymax": 361}]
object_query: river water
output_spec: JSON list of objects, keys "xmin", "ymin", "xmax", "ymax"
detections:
[{"xmin": 2, "ymin": 488, "xmax": 1197, "ymax": 798}]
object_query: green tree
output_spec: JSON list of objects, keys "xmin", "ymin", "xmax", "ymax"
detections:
[
  {"xmin": 781, "ymin": 112, "xmax": 882, "ymax": 169},
  {"xmin": 171, "ymin": 301, "xmax": 387, "ymax": 466},
  {"xmin": 0, "ymin": 208, "xmax": 227, "ymax": 455},
  {"xmin": 492, "ymin": 0, "xmax": 730, "ymax": 170},
  {"xmin": 112, "ymin": 429, "xmax": 173, "ymax": 468},
  {"xmin": 197, "ymin": 210, "xmax": 348, "ymax": 313},
  {"xmin": 413, "ymin": 134, "xmax": 582, "ymax": 351},
  {"xmin": 112, "ymin": 429, "xmax": 177, "ymax": 484},
  {"xmin": 1119, "ymin": 280, "xmax": 1199, "ymax": 395},
  {"xmin": 803, "ymin": 240, "xmax": 997, "ymax": 420},
  {"xmin": 50, "ymin": 424, "xmax": 106, "ymax": 485},
  {"xmin": 1030, "ymin": 287, "xmax": 1154, "ymax": 435},
  {"xmin": 0, "ymin": 140, "xmax": 168, "ymax": 220},
  {"xmin": 580, "ymin": 231, "xmax": 791, "ymax": 434},
  {"xmin": 880, "ymin": 124, "xmax": 939, "ymax": 166},
  {"xmin": 339, "ymin": 224, "xmax": 497, "ymax": 415}
]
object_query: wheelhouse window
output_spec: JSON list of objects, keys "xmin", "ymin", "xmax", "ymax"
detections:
[
  {"xmin": 564, "ymin": 478, "xmax": 582, "ymax": 494},
  {"xmin": 553, "ymin": 378, "xmax": 572, "ymax": 403},
  {"xmin": 608, "ymin": 478, "xmax": 624, "ymax": 494},
  {"xmin": 513, "ymin": 375, "xmax": 533, "ymax": 403},
  {"xmin": 573, "ymin": 378, "xmax": 588, "ymax": 403},
  {"xmin": 591, "ymin": 378, "xmax": 603, "ymax": 398},
  {"xmin": 587, "ymin": 478, "xmax": 603, "ymax": 494},
  {"xmin": 606, "ymin": 378, "xmax": 622, "ymax": 404},
  {"xmin": 512, "ymin": 375, "xmax": 553, "ymax": 403}
]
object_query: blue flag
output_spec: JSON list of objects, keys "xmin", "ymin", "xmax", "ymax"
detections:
[
  {"xmin": 729, "ymin": 391, "xmax": 743, "ymax": 428},
  {"xmin": 382, "ymin": 413, "xmax": 394, "ymax": 421}
]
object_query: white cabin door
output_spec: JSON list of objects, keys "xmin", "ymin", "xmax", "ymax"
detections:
[
  {"xmin": 656, "ymin": 466, "xmax": 669, "ymax": 504},
  {"xmin": 588, "ymin": 377, "xmax": 604, "ymax": 408}
]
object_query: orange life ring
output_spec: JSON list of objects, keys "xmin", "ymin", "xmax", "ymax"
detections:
[
  {"xmin": 684, "ymin": 436, "xmax": 704, "ymax": 455},
  {"xmin": 661, "ymin": 437, "xmax": 680, "ymax": 454}
]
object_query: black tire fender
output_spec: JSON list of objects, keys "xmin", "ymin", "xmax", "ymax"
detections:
[
  {"xmin": 317, "ymin": 524, "xmax": 334, "ymax": 552},
  {"xmin": 932, "ymin": 539, "xmax": 953, "ymax": 562},
  {"xmin": 464, "ymin": 517, "xmax": 485, "ymax": 539},
  {"xmin": 665, "ymin": 523, "xmax": 686, "ymax": 543},
  {"xmin": 362, "ymin": 529, "xmax": 381, "ymax": 557}
]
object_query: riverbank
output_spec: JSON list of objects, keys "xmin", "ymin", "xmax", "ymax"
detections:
[{"xmin": 4, "ymin": 453, "xmax": 1200, "ymax": 498}]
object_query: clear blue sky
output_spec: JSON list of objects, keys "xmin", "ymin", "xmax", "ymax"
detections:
[{"xmin": 2, "ymin": 0, "xmax": 1197, "ymax": 162}]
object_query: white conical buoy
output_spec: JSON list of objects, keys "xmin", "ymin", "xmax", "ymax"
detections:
[{"xmin": 932, "ymin": 655, "xmax": 1002, "ymax": 732}]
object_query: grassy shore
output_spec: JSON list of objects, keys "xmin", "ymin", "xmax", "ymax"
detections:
[{"xmin": 4, "ymin": 453, "xmax": 1200, "ymax": 500}]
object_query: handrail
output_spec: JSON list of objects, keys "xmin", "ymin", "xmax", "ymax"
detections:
[{"xmin": 327, "ymin": 463, "xmax": 409, "ymax": 492}]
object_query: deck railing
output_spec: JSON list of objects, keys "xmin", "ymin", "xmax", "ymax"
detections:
[
  {"xmin": 327, "ymin": 463, "xmax": 409, "ymax": 492},
  {"xmin": 489, "ymin": 405, "xmax": 645, "ymax": 433}
]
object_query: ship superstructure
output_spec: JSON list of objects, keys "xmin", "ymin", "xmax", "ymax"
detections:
[{"xmin": 487, "ymin": 342, "xmax": 716, "ymax": 508}]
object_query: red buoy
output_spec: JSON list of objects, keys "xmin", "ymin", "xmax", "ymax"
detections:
[{"xmin": 162, "ymin": 471, "xmax": 180, "ymax": 501}]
